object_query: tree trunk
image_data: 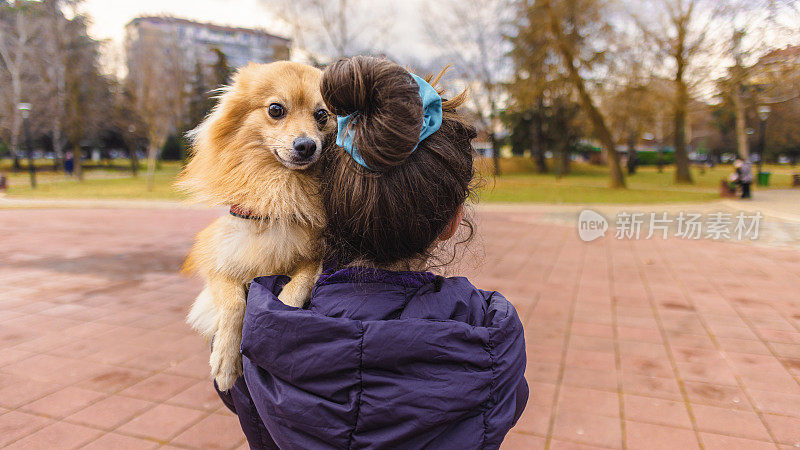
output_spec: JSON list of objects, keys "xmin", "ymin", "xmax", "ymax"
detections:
[
  {"xmin": 533, "ymin": 148, "xmax": 548, "ymax": 173},
  {"xmin": 48, "ymin": 0, "xmax": 67, "ymax": 172},
  {"xmin": 23, "ymin": 115, "xmax": 36, "ymax": 189},
  {"xmin": 673, "ymin": 35, "xmax": 693, "ymax": 184},
  {"xmin": 560, "ymin": 143, "xmax": 570, "ymax": 175},
  {"xmin": 732, "ymin": 83, "xmax": 749, "ymax": 160},
  {"xmin": 543, "ymin": 0, "xmax": 625, "ymax": 188},
  {"xmin": 490, "ymin": 132, "xmax": 500, "ymax": 176},
  {"xmin": 73, "ymin": 143, "xmax": 83, "ymax": 181},
  {"xmin": 556, "ymin": 139, "xmax": 571, "ymax": 178},
  {"xmin": 10, "ymin": 71, "xmax": 22, "ymax": 171},
  {"xmin": 673, "ymin": 82, "xmax": 693, "ymax": 183},
  {"xmin": 531, "ymin": 111, "xmax": 549, "ymax": 173},
  {"xmin": 628, "ymin": 140, "xmax": 636, "ymax": 176},
  {"xmin": 560, "ymin": 55, "xmax": 624, "ymax": 187},
  {"xmin": 146, "ymin": 144, "xmax": 157, "ymax": 191},
  {"xmin": 130, "ymin": 144, "xmax": 139, "ymax": 177}
]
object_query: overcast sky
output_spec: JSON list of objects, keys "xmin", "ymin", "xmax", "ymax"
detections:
[{"xmin": 80, "ymin": 0, "xmax": 433, "ymax": 65}]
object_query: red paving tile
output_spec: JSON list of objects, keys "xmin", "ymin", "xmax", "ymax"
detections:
[
  {"xmin": 169, "ymin": 412, "xmax": 245, "ymax": 448},
  {"xmin": 552, "ymin": 410, "xmax": 623, "ymax": 448},
  {"xmin": 762, "ymin": 413, "xmax": 800, "ymax": 446},
  {"xmin": 548, "ymin": 439, "xmax": 609, "ymax": 449},
  {"xmin": 166, "ymin": 380, "xmax": 224, "ymax": 411},
  {"xmin": 622, "ymin": 394, "xmax": 692, "ymax": 428},
  {"xmin": 81, "ymin": 432, "xmax": 160, "ymax": 450},
  {"xmin": 699, "ymin": 432, "xmax": 776, "ymax": 450},
  {"xmin": 500, "ymin": 431, "xmax": 546, "ymax": 449},
  {"xmin": 5, "ymin": 421, "xmax": 104, "ymax": 450},
  {"xmin": 21, "ymin": 386, "xmax": 106, "ymax": 418},
  {"xmin": 118, "ymin": 373, "xmax": 198, "ymax": 402},
  {"xmin": 562, "ymin": 365, "xmax": 618, "ymax": 391},
  {"xmin": 2, "ymin": 207, "xmax": 799, "ymax": 448},
  {"xmin": 625, "ymin": 421, "xmax": 700, "ymax": 450},
  {"xmin": 683, "ymin": 381, "xmax": 751, "ymax": 410},
  {"xmin": 0, "ymin": 410, "xmax": 52, "ymax": 447},
  {"xmin": 557, "ymin": 386, "xmax": 620, "ymax": 417},
  {"xmin": 116, "ymin": 403, "xmax": 206, "ymax": 442},
  {"xmin": 513, "ymin": 403, "xmax": 551, "ymax": 436},
  {"xmin": 690, "ymin": 403, "xmax": 772, "ymax": 440},
  {"xmin": 0, "ymin": 372, "xmax": 64, "ymax": 409},
  {"xmin": 65, "ymin": 395, "xmax": 156, "ymax": 429}
]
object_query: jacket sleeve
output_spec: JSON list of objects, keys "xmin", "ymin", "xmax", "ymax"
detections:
[
  {"xmin": 215, "ymin": 379, "xmax": 237, "ymax": 414},
  {"xmin": 212, "ymin": 351, "xmax": 280, "ymax": 449},
  {"xmin": 513, "ymin": 378, "xmax": 529, "ymax": 426},
  {"xmin": 214, "ymin": 377, "xmax": 280, "ymax": 449},
  {"xmin": 482, "ymin": 291, "xmax": 529, "ymax": 449}
]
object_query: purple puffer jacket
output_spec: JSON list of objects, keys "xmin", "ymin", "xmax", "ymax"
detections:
[{"xmin": 217, "ymin": 268, "xmax": 528, "ymax": 449}]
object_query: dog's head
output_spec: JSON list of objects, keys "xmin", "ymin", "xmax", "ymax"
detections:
[{"xmin": 177, "ymin": 61, "xmax": 335, "ymax": 217}]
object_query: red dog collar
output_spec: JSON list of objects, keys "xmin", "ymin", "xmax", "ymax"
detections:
[{"xmin": 229, "ymin": 205, "xmax": 265, "ymax": 221}]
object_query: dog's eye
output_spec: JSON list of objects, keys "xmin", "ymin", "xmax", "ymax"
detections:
[
  {"xmin": 314, "ymin": 109, "xmax": 328, "ymax": 126},
  {"xmin": 268, "ymin": 103, "xmax": 285, "ymax": 119}
]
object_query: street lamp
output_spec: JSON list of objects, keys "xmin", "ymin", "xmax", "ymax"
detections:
[
  {"xmin": 757, "ymin": 105, "xmax": 771, "ymax": 175},
  {"xmin": 17, "ymin": 103, "xmax": 36, "ymax": 189}
]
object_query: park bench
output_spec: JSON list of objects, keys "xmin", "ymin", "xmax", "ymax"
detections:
[{"xmin": 720, "ymin": 179, "xmax": 738, "ymax": 198}]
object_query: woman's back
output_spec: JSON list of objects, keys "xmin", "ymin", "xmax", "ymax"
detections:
[
  {"xmin": 217, "ymin": 55, "xmax": 528, "ymax": 449},
  {"xmin": 227, "ymin": 270, "xmax": 527, "ymax": 449}
]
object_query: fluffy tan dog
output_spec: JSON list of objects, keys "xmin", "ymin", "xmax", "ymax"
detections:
[{"xmin": 177, "ymin": 61, "xmax": 333, "ymax": 390}]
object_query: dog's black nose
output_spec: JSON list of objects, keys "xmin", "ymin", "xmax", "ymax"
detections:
[{"xmin": 292, "ymin": 137, "xmax": 317, "ymax": 160}]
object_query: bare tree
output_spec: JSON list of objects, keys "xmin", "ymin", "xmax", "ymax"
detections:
[
  {"xmin": 630, "ymin": 0, "xmax": 731, "ymax": 184},
  {"xmin": 603, "ymin": 41, "xmax": 666, "ymax": 175},
  {"xmin": 266, "ymin": 0, "xmax": 393, "ymax": 58},
  {"xmin": 507, "ymin": 0, "xmax": 587, "ymax": 175},
  {"xmin": 541, "ymin": 0, "xmax": 626, "ymax": 188},
  {"xmin": 126, "ymin": 27, "xmax": 190, "ymax": 190},
  {"xmin": 41, "ymin": 0, "xmax": 72, "ymax": 170},
  {"xmin": 0, "ymin": 1, "xmax": 40, "ymax": 169},
  {"xmin": 423, "ymin": 0, "xmax": 512, "ymax": 176},
  {"xmin": 63, "ymin": 14, "xmax": 108, "ymax": 181},
  {"xmin": 721, "ymin": 0, "xmax": 799, "ymax": 161}
]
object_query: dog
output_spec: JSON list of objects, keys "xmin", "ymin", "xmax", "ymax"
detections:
[{"xmin": 177, "ymin": 61, "xmax": 333, "ymax": 390}]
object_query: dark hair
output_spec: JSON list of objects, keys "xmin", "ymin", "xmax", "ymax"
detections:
[{"xmin": 320, "ymin": 56, "xmax": 477, "ymax": 266}]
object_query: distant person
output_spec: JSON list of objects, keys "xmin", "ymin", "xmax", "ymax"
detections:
[
  {"xmin": 734, "ymin": 158, "xmax": 753, "ymax": 199},
  {"xmin": 0, "ymin": 172, "xmax": 7, "ymax": 195},
  {"xmin": 64, "ymin": 151, "xmax": 74, "ymax": 176}
]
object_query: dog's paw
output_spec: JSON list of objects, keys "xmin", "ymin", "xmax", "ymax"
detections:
[
  {"xmin": 278, "ymin": 282, "xmax": 309, "ymax": 308},
  {"xmin": 210, "ymin": 341, "xmax": 242, "ymax": 391}
]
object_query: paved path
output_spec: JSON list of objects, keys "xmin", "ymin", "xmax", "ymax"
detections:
[{"xmin": 1, "ymin": 207, "xmax": 799, "ymax": 449}]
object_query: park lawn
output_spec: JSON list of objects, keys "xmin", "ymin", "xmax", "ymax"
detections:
[
  {"xmin": 4, "ymin": 163, "xmax": 187, "ymax": 201},
  {"xmin": 3, "ymin": 158, "xmax": 795, "ymax": 204},
  {"xmin": 481, "ymin": 175, "xmax": 719, "ymax": 203},
  {"xmin": 476, "ymin": 158, "xmax": 794, "ymax": 203}
]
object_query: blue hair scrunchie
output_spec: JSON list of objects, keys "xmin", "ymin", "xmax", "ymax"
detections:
[{"xmin": 336, "ymin": 73, "xmax": 443, "ymax": 170}]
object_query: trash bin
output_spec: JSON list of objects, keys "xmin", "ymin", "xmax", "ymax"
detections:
[{"xmin": 758, "ymin": 171, "xmax": 771, "ymax": 186}]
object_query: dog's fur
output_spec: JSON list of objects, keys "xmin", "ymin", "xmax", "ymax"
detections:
[{"xmin": 177, "ymin": 61, "xmax": 333, "ymax": 390}]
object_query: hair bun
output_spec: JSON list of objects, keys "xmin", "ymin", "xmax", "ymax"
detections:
[{"xmin": 321, "ymin": 56, "xmax": 423, "ymax": 170}]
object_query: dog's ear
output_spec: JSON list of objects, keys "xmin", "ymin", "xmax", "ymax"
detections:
[{"xmin": 175, "ymin": 84, "xmax": 244, "ymax": 201}]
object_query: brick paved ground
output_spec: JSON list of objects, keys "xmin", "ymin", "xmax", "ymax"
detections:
[{"xmin": 1, "ymin": 206, "xmax": 799, "ymax": 449}]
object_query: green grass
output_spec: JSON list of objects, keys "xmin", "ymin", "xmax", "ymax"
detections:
[
  {"xmin": 476, "ymin": 159, "xmax": 795, "ymax": 204},
  {"xmin": 3, "ymin": 162, "xmax": 186, "ymax": 201},
  {"xmin": 2, "ymin": 158, "xmax": 796, "ymax": 204}
]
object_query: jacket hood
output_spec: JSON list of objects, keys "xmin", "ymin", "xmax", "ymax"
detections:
[{"xmin": 240, "ymin": 270, "xmax": 527, "ymax": 449}]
